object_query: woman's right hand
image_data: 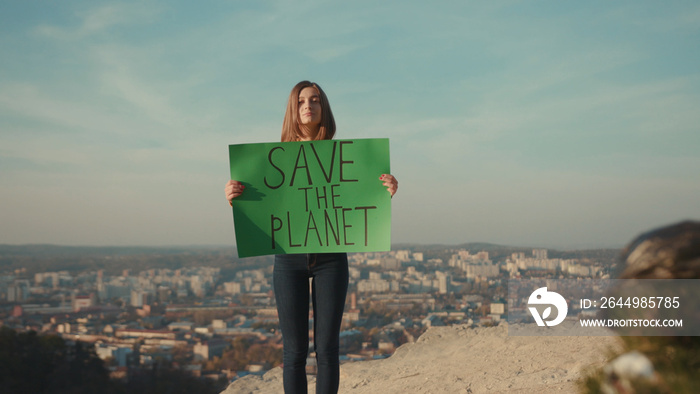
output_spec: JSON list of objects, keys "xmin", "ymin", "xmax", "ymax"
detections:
[{"xmin": 225, "ymin": 180, "xmax": 245, "ymax": 205}]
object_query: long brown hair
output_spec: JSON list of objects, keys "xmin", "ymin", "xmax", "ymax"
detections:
[{"xmin": 281, "ymin": 81, "xmax": 336, "ymax": 142}]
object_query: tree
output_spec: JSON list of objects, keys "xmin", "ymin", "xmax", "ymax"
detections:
[{"xmin": 0, "ymin": 327, "xmax": 115, "ymax": 393}]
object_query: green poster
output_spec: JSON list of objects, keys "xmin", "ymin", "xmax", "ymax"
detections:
[{"xmin": 229, "ymin": 138, "xmax": 392, "ymax": 258}]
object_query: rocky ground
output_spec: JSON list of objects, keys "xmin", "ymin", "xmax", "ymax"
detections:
[{"xmin": 223, "ymin": 323, "xmax": 622, "ymax": 394}]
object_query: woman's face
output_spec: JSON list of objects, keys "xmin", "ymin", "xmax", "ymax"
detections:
[{"xmin": 298, "ymin": 87, "xmax": 322, "ymax": 129}]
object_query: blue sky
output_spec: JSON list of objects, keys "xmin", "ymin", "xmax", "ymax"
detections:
[{"xmin": 1, "ymin": 1, "xmax": 699, "ymax": 249}]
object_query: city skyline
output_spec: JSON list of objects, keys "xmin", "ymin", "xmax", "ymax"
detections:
[{"xmin": 1, "ymin": 1, "xmax": 699, "ymax": 249}]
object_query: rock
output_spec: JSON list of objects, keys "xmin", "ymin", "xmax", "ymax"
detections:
[{"xmin": 615, "ymin": 220, "xmax": 700, "ymax": 280}]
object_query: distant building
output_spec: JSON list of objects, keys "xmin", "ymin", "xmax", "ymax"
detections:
[
  {"xmin": 449, "ymin": 250, "xmax": 497, "ymax": 279},
  {"xmin": 490, "ymin": 303, "xmax": 505, "ymax": 315},
  {"xmin": 212, "ymin": 319, "xmax": 227, "ymax": 329},
  {"xmin": 533, "ymin": 249, "xmax": 548, "ymax": 260},
  {"xmin": 369, "ymin": 293, "xmax": 436, "ymax": 310},
  {"xmin": 421, "ymin": 314, "xmax": 445, "ymax": 328},
  {"xmin": 464, "ymin": 263, "xmax": 499, "ymax": 279},
  {"xmin": 168, "ymin": 321, "xmax": 194, "ymax": 331},
  {"xmin": 435, "ymin": 271, "xmax": 449, "ymax": 294},
  {"xmin": 194, "ymin": 339, "xmax": 229, "ymax": 361},
  {"xmin": 223, "ymin": 281, "xmax": 242, "ymax": 295},
  {"xmin": 7, "ymin": 282, "xmax": 29, "ymax": 302},
  {"xmin": 344, "ymin": 293, "xmax": 361, "ymax": 322},
  {"xmin": 115, "ymin": 328, "xmax": 176, "ymax": 340},
  {"xmin": 95, "ymin": 344, "xmax": 133, "ymax": 367},
  {"xmin": 247, "ymin": 364, "xmax": 265, "ymax": 373},
  {"xmin": 131, "ymin": 289, "xmax": 150, "ymax": 307},
  {"xmin": 394, "ymin": 250, "xmax": 411, "ymax": 262},
  {"xmin": 357, "ymin": 279, "xmax": 390, "ymax": 293},
  {"xmin": 381, "ymin": 258, "xmax": 400, "ymax": 270},
  {"xmin": 11, "ymin": 305, "xmax": 23, "ymax": 317},
  {"xmin": 348, "ymin": 267, "xmax": 361, "ymax": 279},
  {"xmin": 512, "ymin": 252, "xmax": 525, "ymax": 260},
  {"xmin": 378, "ymin": 340, "xmax": 395, "ymax": 352},
  {"xmin": 72, "ymin": 294, "xmax": 96, "ymax": 312},
  {"xmin": 101, "ymin": 283, "xmax": 131, "ymax": 301}
]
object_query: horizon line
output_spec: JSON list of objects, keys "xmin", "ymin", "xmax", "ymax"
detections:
[{"xmin": 0, "ymin": 241, "xmax": 624, "ymax": 252}]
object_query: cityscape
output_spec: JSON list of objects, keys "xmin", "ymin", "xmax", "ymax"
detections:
[{"xmin": 0, "ymin": 244, "xmax": 618, "ymax": 391}]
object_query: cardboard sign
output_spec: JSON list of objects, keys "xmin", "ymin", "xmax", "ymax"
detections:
[{"xmin": 229, "ymin": 138, "xmax": 391, "ymax": 257}]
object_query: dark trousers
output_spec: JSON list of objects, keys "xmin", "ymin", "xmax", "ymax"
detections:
[{"xmin": 273, "ymin": 253, "xmax": 349, "ymax": 394}]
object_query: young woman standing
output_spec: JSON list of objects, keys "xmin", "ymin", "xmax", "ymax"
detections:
[{"xmin": 225, "ymin": 81, "xmax": 397, "ymax": 393}]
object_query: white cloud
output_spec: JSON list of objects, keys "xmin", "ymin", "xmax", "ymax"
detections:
[
  {"xmin": 307, "ymin": 43, "xmax": 368, "ymax": 63},
  {"xmin": 34, "ymin": 3, "xmax": 161, "ymax": 40}
]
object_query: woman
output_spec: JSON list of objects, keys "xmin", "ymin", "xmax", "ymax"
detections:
[{"xmin": 225, "ymin": 81, "xmax": 397, "ymax": 393}]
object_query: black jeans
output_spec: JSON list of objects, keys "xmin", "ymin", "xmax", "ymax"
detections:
[{"xmin": 273, "ymin": 253, "xmax": 349, "ymax": 394}]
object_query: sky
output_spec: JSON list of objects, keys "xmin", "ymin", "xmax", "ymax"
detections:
[{"xmin": 1, "ymin": 0, "xmax": 699, "ymax": 250}]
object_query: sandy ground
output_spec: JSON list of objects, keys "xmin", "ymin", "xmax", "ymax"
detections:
[{"xmin": 222, "ymin": 323, "xmax": 621, "ymax": 394}]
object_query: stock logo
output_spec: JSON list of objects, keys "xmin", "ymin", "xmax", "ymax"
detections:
[{"xmin": 527, "ymin": 287, "xmax": 568, "ymax": 327}]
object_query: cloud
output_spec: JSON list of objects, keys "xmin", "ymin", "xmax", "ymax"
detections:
[
  {"xmin": 307, "ymin": 43, "xmax": 368, "ymax": 63},
  {"xmin": 93, "ymin": 46, "xmax": 188, "ymax": 130},
  {"xmin": 34, "ymin": 3, "xmax": 161, "ymax": 40},
  {"xmin": 0, "ymin": 82, "xmax": 154, "ymax": 142}
]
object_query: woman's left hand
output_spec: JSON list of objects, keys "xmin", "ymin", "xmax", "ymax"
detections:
[{"xmin": 380, "ymin": 174, "xmax": 398, "ymax": 197}]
